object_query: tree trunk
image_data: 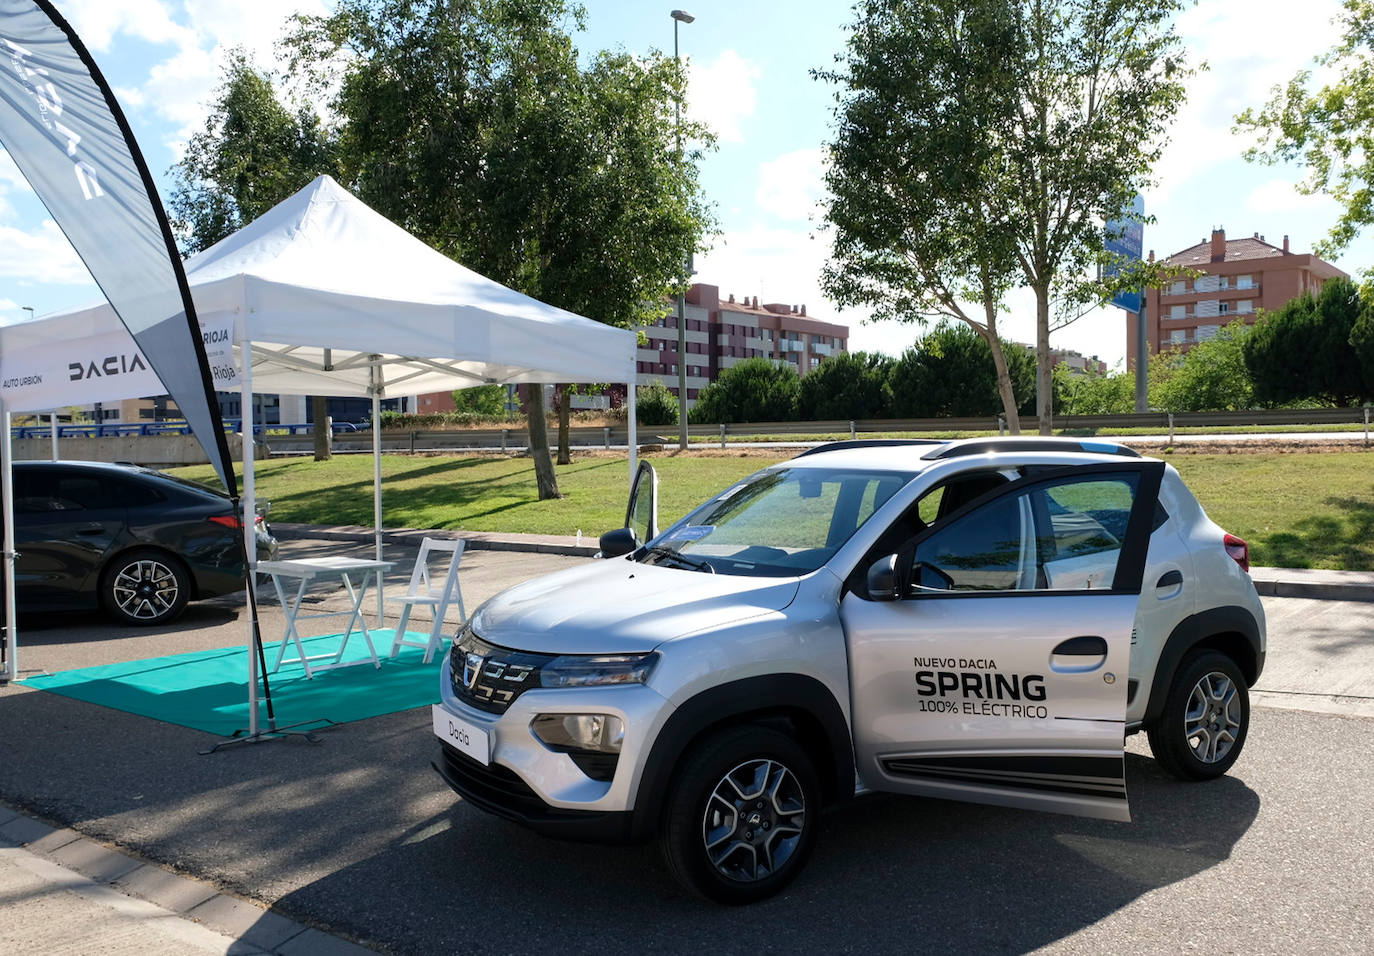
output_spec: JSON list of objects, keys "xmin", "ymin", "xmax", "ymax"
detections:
[
  {"xmin": 557, "ymin": 385, "xmax": 571, "ymax": 465},
  {"xmin": 979, "ymin": 316, "xmax": 1021, "ymax": 435},
  {"xmin": 311, "ymin": 395, "xmax": 331, "ymax": 461},
  {"xmin": 526, "ymin": 383, "xmax": 561, "ymax": 499},
  {"xmin": 1034, "ymin": 285, "xmax": 1053, "ymax": 435}
]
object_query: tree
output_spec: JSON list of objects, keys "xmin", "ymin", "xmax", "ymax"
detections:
[
  {"xmin": 1236, "ymin": 1, "xmax": 1374, "ymax": 256},
  {"xmin": 1053, "ymin": 365, "xmax": 1134, "ymax": 416},
  {"xmin": 282, "ymin": 0, "xmax": 713, "ymax": 498},
  {"xmin": 690, "ymin": 358, "xmax": 800, "ymax": 424},
  {"xmin": 888, "ymin": 323, "xmax": 1035, "ymax": 419},
  {"xmin": 1243, "ymin": 278, "xmax": 1372, "ymax": 405},
  {"xmin": 169, "ymin": 52, "xmax": 340, "ymax": 460},
  {"xmin": 451, "ymin": 384, "xmax": 508, "ymax": 417},
  {"xmin": 796, "ymin": 352, "xmax": 893, "ymax": 421},
  {"xmin": 1149, "ymin": 320, "xmax": 1254, "ymax": 413},
  {"xmin": 635, "ymin": 384, "xmax": 679, "ymax": 427},
  {"xmin": 820, "ymin": 0, "xmax": 1189, "ymax": 435},
  {"xmin": 818, "ymin": 0, "xmax": 1029, "ymax": 432}
]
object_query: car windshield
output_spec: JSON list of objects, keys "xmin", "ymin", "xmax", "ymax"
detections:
[{"xmin": 640, "ymin": 466, "xmax": 913, "ymax": 577}]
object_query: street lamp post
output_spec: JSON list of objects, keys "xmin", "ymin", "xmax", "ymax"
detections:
[{"xmin": 672, "ymin": 9, "xmax": 694, "ymax": 451}]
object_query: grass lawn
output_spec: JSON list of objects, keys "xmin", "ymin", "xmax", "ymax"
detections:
[{"xmin": 173, "ymin": 448, "xmax": 1374, "ymax": 571}]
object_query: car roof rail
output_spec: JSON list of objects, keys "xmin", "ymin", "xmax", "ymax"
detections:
[
  {"xmin": 920, "ymin": 437, "xmax": 1140, "ymax": 460},
  {"xmin": 794, "ymin": 439, "xmax": 948, "ymax": 458}
]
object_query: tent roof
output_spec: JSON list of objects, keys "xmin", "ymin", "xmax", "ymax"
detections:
[{"xmin": 0, "ymin": 175, "xmax": 634, "ymax": 407}]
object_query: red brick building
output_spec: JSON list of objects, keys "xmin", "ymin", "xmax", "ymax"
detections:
[{"xmin": 1127, "ymin": 228, "xmax": 1346, "ymax": 368}]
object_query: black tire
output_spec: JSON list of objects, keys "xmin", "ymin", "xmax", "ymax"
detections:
[
  {"xmin": 101, "ymin": 549, "xmax": 191, "ymax": 626},
  {"xmin": 660, "ymin": 725, "xmax": 820, "ymax": 904},
  {"xmin": 1146, "ymin": 650, "xmax": 1250, "ymax": 781}
]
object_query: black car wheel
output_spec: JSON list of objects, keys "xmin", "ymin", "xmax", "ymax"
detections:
[
  {"xmin": 101, "ymin": 549, "xmax": 191, "ymax": 626},
  {"xmin": 660, "ymin": 725, "xmax": 820, "ymax": 904},
  {"xmin": 1147, "ymin": 649, "xmax": 1250, "ymax": 781}
]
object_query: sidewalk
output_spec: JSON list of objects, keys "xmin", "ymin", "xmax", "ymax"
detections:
[
  {"xmin": 0, "ymin": 804, "xmax": 375, "ymax": 955},
  {"xmin": 273, "ymin": 523, "xmax": 1374, "ymax": 602}
]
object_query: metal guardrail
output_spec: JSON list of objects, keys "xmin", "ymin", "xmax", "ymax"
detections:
[
  {"xmin": 14, "ymin": 407, "xmax": 1372, "ymax": 449},
  {"xmin": 10, "ymin": 419, "xmax": 360, "ymax": 439}
]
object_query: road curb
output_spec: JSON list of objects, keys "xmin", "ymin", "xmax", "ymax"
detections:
[
  {"xmin": 272, "ymin": 522, "xmax": 600, "ymax": 557},
  {"xmin": 1249, "ymin": 567, "xmax": 1374, "ymax": 602},
  {"xmin": 0, "ymin": 800, "xmax": 377, "ymax": 955}
]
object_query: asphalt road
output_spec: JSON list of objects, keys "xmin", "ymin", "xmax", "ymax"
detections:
[{"xmin": 0, "ymin": 543, "xmax": 1370, "ymax": 954}]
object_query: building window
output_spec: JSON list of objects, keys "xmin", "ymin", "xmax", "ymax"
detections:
[
  {"xmin": 1237, "ymin": 275, "xmax": 1253, "ymax": 290},
  {"xmin": 1170, "ymin": 305, "xmax": 1185, "ymax": 319},
  {"xmin": 1196, "ymin": 325, "xmax": 1219, "ymax": 342},
  {"xmin": 1237, "ymin": 299, "xmax": 1253, "ymax": 313},
  {"xmin": 1169, "ymin": 329, "xmax": 1187, "ymax": 344},
  {"xmin": 1169, "ymin": 280, "xmax": 1186, "ymax": 295},
  {"xmin": 1219, "ymin": 302, "xmax": 1230, "ymax": 314}
]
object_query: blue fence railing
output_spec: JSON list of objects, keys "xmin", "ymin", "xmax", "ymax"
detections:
[{"xmin": 10, "ymin": 419, "xmax": 362, "ymax": 439}]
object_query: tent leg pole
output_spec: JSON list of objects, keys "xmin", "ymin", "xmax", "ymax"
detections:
[
  {"xmin": 2, "ymin": 402, "xmax": 17, "ymax": 683},
  {"xmin": 627, "ymin": 381, "xmax": 638, "ymax": 489},
  {"xmin": 50, "ymin": 411, "xmax": 58, "ymax": 461},
  {"xmin": 371, "ymin": 371, "xmax": 384, "ymax": 625},
  {"xmin": 242, "ymin": 343, "xmax": 259, "ymax": 740}
]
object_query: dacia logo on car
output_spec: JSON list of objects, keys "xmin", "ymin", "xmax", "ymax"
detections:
[{"xmin": 463, "ymin": 652, "xmax": 485, "ymax": 690}]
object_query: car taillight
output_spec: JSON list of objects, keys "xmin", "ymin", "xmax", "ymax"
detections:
[
  {"xmin": 1223, "ymin": 533, "xmax": 1250, "ymax": 573},
  {"xmin": 208, "ymin": 515, "xmax": 264, "ymax": 530}
]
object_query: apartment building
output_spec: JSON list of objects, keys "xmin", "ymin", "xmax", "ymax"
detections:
[
  {"xmin": 637, "ymin": 283, "xmax": 849, "ymax": 405},
  {"xmin": 1128, "ymin": 228, "xmax": 1346, "ymax": 366}
]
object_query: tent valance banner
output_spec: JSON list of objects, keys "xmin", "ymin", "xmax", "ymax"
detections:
[
  {"xmin": 0, "ymin": 315, "xmax": 237, "ymax": 409},
  {"xmin": 0, "ymin": 0, "xmax": 235, "ymax": 491}
]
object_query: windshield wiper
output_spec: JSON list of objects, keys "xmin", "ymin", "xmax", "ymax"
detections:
[{"xmin": 644, "ymin": 545, "xmax": 715, "ymax": 573}]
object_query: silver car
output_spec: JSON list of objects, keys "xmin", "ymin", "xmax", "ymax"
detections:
[{"xmin": 431, "ymin": 437, "xmax": 1265, "ymax": 903}]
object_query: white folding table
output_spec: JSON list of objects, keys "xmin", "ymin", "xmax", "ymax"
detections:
[{"xmin": 258, "ymin": 556, "xmax": 395, "ymax": 678}]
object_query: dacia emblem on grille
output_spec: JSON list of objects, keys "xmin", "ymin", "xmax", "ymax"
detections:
[{"xmin": 463, "ymin": 652, "xmax": 485, "ymax": 690}]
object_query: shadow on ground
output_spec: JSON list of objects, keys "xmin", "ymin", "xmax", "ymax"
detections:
[
  {"xmin": 0, "ymin": 684, "xmax": 1258, "ymax": 956},
  {"xmin": 1257, "ymin": 495, "xmax": 1374, "ymax": 569}
]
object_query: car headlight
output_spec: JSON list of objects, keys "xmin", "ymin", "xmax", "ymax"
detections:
[{"xmin": 538, "ymin": 652, "xmax": 659, "ymax": 688}]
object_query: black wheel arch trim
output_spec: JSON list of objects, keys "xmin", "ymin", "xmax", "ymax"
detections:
[
  {"xmin": 629, "ymin": 673, "xmax": 854, "ymax": 842},
  {"xmin": 1142, "ymin": 605, "xmax": 1263, "ymax": 726}
]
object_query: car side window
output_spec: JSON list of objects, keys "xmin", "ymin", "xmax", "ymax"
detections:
[{"xmin": 909, "ymin": 473, "xmax": 1141, "ymax": 594}]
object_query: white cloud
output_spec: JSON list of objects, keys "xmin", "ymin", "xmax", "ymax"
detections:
[
  {"xmin": 0, "ymin": 220, "xmax": 89, "ymax": 285},
  {"xmin": 687, "ymin": 49, "xmax": 762, "ymax": 143},
  {"xmin": 1245, "ymin": 178, "xmax": 1339, "ymax": 216},
  {"xmin": 61, "ymin": 0, "xmax": 191, "ymax": 52},
  {"xmin": 1147, "ymin": 0, "xmax": 1346, "ymax": 204},
  {"xmin": 755, "ymin": 148, "xmax": 827, "ymax": 224}
]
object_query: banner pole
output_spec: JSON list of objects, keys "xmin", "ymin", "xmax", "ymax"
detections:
[
  {"xmin": 1, "ymin": 401, "xmax": 17, "ymax": 683},
  {"xmin": 49, "ymin": 411, "xmax": 58, "ymax": 461},
  {"xmin": 241, "ymin": 342, "xmax": 260, "ymax": 738},
  {"xmin": 371, "ymin": 361, "xmax": 384, "ymax": 625}
]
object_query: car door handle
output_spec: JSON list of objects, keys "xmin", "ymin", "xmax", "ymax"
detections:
[
  {"xmin": 1156, "ymin": 570, "xmax": 1184, "ymax": 588},
  {"xmin": 1050, "ymin": 635, "xmax": 1109, "ymax": 673}
]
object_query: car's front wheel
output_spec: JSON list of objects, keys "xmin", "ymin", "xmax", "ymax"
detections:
[
  {"xmin": 660, "ymin": 725, "xmax": 820, "ymax": 904},
  {"xmin": 1147, "ymin": 649, "xmax": 1250, "ymax": 780},
  {"xmin": 101, "ymin": 549, "xmax": 191, "ymax": 626}
]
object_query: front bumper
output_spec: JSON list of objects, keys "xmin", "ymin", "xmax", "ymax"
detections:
[{"xmin": 433, "ymin": 653, "xmax": 672, "ymax": 839}]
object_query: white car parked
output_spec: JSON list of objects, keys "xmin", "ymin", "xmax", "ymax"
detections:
[{"xmin": 431, "ymin": 438, "xmax": 1265, "ymax": 903}]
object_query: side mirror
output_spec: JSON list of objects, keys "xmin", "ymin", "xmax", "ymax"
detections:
[
  {"xmin": 598, "ymin": 527, "xmax": 637, "ymax": 558},
  {"xmin": 866, "ymin": 553, "xmax": 900, "ymax": 601}
]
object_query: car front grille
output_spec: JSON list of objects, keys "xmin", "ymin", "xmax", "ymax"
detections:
[{"xmin": 448, "ymin": 637, "xmax": 554, "ymax": 715}]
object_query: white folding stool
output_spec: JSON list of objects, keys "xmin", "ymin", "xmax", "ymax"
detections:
[{"xmin": 386, "ymin": 537, "xmax": 467, "ymax": 663}]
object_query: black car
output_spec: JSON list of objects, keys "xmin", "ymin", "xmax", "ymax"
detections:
[{"xmin": 4, "ymin": 460, "xmax": 278, "ymax": 626}]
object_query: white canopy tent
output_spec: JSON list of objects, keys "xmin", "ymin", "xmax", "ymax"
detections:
[{"xmin": 0, "ymin": 175, "xmax": 640, "ymax": 732}]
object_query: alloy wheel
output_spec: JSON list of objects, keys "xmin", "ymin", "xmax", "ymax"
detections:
[
  {"xmin": 111, "ymin": 558, "xmax": 180, "ymax": 621},
  {"xmin": 1183, "ymin": 671, "xmax": 1242, "ymax": 764},
  {"xmin": 701, "ymin": 758, "xmax": 806, "ymax": 883}
]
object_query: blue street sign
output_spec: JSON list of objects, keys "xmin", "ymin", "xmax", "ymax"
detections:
[{"xmin": 1104, "ymin": 194, "xmax": 1145, "ymax": 313}]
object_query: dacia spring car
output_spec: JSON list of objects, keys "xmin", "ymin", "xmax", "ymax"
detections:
[{"xmin": 431, "ymin": 438, "xmax": 1265, "ymax": 903}]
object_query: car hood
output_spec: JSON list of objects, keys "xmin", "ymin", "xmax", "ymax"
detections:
[{"xmin": 471, "ymin": 557, "xmax": 801, "ymax": 654}]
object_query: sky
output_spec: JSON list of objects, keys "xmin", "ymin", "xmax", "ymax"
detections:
[{"xmin": 2, "ymin": 0, "xmax": 1372, "ymax": 371}]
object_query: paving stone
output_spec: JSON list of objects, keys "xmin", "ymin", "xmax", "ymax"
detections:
[
  {"xmin": 185, "ymin": 894, "xmax": 307, "ymax": 951},
  {"xmin": 47, "ymin": 837, "xmax": 142, "ymax": 883},
  {"xmin": 26, "ymin": 826, "xmax": 81, "ymax": 854},
  {"xmin": 0, "ymin": 816, "xmax": 58, "ymax": 848},
  {"xmin": 113, "ymin": 862, "xmax": 220, "ymax": 913}
]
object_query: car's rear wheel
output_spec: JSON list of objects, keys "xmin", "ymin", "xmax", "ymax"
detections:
[
  {"xmin": 101, "ymin": 549, "xmax": 191, "ymax": 626},
  {"xmin": 1147, "ymin": 649, "xmax": 1250, "ymax": 781},
  {"xmin": 660, "ymin": 725, "xmax": 820, "ymax": 904}
]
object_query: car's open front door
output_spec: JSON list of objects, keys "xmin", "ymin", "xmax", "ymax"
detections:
[
  {"xmin": 625, "ymin": 460, "xmax": 659, "ymax": 547},
  {"xmin": 840, "ymin": 461, "xmax": 1164, "ymax": 822}
]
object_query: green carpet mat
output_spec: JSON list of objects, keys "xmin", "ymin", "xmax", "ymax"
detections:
[{"xmin": 24, "ymin": 630, "xmax": 445, "ymax": 736}]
